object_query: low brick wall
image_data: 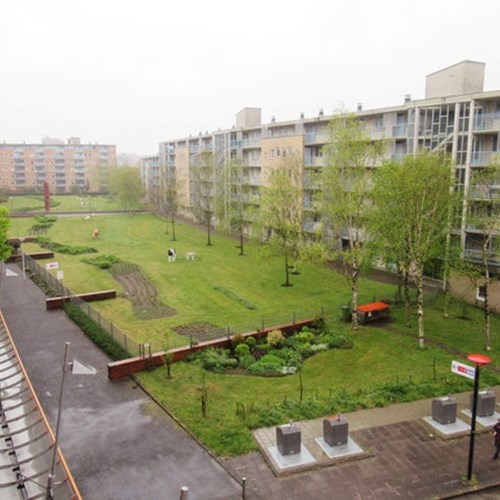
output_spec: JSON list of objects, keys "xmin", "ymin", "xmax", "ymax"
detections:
[
  {"xmin": 108, "ymin": 318, "xmax": 316, "ymax": 380},
  {"xmin": 7, "ymin": 251, "xmax": 55, "ymax": 262},
  {"xmin": 46, "ymin": 290, "xmax": 117, "ymax": 310}
]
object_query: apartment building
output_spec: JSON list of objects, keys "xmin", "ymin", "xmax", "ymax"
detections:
[
  {"xmin": 141, "ymin": 154, "xmax": 160, "ymax": 197},
  {"xmin": 154, "ymin": 61, "xmax": 499, "ymax": 273},
  {"xmin": 0, "ymin": 137, "xmax": 116, "ymax": 194}
]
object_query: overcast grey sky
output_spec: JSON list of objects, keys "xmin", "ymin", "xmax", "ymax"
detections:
[{"xmin": 1, "ymin": 0, "xmax": 499, "ymax": 156}]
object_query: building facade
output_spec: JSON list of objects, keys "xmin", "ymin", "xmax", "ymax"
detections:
[
  {"xmin": 151, "ymin": 61, "xmax": 499, "ymax": 272},
  {"xmin": 0, "ymin": 137, "xmax": 116, "ymax": 194}
]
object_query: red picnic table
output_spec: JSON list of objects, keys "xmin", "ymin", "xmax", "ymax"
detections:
[{"xmin": 357, "ymin": 301, "xmax": 390, "ymax": 324}]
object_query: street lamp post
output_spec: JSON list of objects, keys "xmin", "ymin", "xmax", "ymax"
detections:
[
  {"xmin": 466, "ymin": 353, "xmax": 491, "ymax": 482},
  {"xmin": 19, "ymin": 237, "xmax": 26, "ymax": 279},
  {"xmin": 47, "ymin": 342, "xmax": 72, "ymax": 499}
]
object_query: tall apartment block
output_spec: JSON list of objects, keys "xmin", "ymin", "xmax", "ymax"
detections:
[
  {"xmin": 153, "ymin": 61, "xmax": 499, "ymax": 271},
  {"xmin": 0, "ymin": 137, "xmax": 116, "ymax": 194}
]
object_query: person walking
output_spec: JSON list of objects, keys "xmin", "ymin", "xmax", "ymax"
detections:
[{"xmin": 494, "ymin": 418, "xmax": 500, "ymax": 460}]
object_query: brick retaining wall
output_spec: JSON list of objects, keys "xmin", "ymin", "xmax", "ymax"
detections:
[{"xmin": 108, "ymin": 318, "xmax": 317, "ymax": 380}]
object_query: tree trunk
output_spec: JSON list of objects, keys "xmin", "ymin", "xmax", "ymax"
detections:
[
  {"xmin": 171, "ymin": 217, "xmax": 176, "ymax": 241},
  {"xmin": 284, "ymin": 252, "xmax": 291, "ymax": 287},
  {"xmin": 351, "ymin": 264, "xmax": 359, "ymax": 330},
  {"xmin": 483, "ymin": 242, "xmax": 491, "ymax": 351},
  {"xmin": 404, "ymin": 269, "xmax": 412, "ymax": 328},
  {"xmin": 239, "ymin": 227, "xmax": 244, "ymax": 256},
  {"xmin": 416, "ymin": 269, "xmax": 425, "ymax": 349},
  {"xmin": 206, "ymin": 220, "xmax": 212, "ymax": 246},
  {"xmin": 395, "ymin": 262, "xmax": 403, "ymax": 304}
]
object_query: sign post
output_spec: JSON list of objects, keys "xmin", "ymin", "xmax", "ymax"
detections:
[{"xmin": 465, "ymin": 353, "xmax": 491, "ymax": 482}]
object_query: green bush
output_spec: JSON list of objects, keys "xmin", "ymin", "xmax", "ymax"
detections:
[
  {"xmin": 35, "ymin": 236, "xmax": 98, "ymax": 255},
  {"xmin": 267, "ymin": 329, "xmax": 284, "ymax": 347},
  {"xmin": 272, "ymin": 347, "xmax": 302, "ymax": 368},
  {"xmin": 63, "ymin": 302, "xmax": 130, "ymax": 360},
  {"xmin": 234, "ymin": 343, "xmax": 250, "ymax": 357},
  {"xmin": 248, "ymin": 353, "xmax": 286, "ymax": 374},
  {"xmin": 231, "ymin": 333, "xmax": 244, "ymax": 348},
  {"xmin": 244, "ymin": 336, "xmax": 257, "ymax": 349},
  {"xmin": 195, "ymin": 348, "xmax": 238, "ymax": 373},
  {"xmin": 81, "ymin": 254, "xmax": 122, "ymax": 269}
]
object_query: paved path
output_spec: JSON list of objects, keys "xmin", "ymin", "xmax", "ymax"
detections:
[
  {"xmin": 228, "ymin": 388, "xmax": 500, "ymax": 499},
  {"xmin": 0, "ymin": 264, "xmax": 241, "ymax": 500}
]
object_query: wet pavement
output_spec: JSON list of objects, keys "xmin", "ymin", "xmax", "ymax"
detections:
[{"xmin": 0, "ymin": 264, "xmax": 241, "ymax": 500}]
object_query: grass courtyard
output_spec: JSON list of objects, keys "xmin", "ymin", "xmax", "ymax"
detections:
[{"xmin": 7, "ymin": 212, "xmax": 500, "ymax": 456}]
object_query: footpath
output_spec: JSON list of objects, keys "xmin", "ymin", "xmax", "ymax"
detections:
[
  {"xmin": 1, "ymin": 262, "xmax": 500, "ymax": 499},
  {"xmin": 0, "ymin": 263, "xmax": 241, "ymax": 500}
]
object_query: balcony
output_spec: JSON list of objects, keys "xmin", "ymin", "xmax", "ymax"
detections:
[
  {"xmin": 304, "ymin": 156, "xmax": 324, "ymax": 167},
  {"xmin": 468, "ymin": 186, "xmax": 500, "ymax": 201},
  {"xmin": 464, "ymin": 248, "xmax": 500, "ymax": 267},
  {"xmin": 241, "ymin": 138, "xmax": 261, "ymax": 149},
  {"xmin": 473, "ymin": 112, "xmax": 500, "ymax": 132},
  {"xmin": 471, "ymin": 150, "xmax": 499, "ymax": 166},
  {"xmin": 304, "ymin": 132, "xmax": 329, "ymax": 145},
  {"xmin": 392, "ymin": 125, "xmax": 407, "ymax": 138}
]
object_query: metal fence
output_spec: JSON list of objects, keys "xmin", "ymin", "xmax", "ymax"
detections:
[
  {"xmin": 22, "ymin": 254, "xmax": 329, "ymax": 357},
  {"xmin": 23, "ymin": 254, "xmax": 140, "ymax": 357}
]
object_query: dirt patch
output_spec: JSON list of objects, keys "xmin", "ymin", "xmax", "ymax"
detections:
[
  {"xmin": 113, "ymin": 270, "xmax": 176, "ymax": 320},
  {"xmin": 173, "ymin": 322, "xmax": 226, "ymax": 342}
]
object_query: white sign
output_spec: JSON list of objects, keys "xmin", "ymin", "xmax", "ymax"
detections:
[
  {"xmin": 46, "ymin": 262, "xmax": 59, "ymax": 270},
  {"xmin": 56, "ymin": 270, "xmax": 64, "ymax": 282},
  {"xmin": 451, "ymin": 360, "xmax": 475, "ymax": 380}
]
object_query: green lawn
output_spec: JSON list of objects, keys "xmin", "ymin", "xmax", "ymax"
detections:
[
  {"xmin": 9, "ymin": 213, "xmax": 397, "ymax": 349},
  {"xmin": 7, "ymin": 213, "xmax": 500, "ymax": 457}
]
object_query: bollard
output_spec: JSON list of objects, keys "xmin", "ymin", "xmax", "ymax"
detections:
[
  {"xmin": 242, "ymin": 477, "xmax": 246, "ymax": 499},
  {"xmin": 179, "ymin": 485, "xmax": 189, "ymax": 500}
]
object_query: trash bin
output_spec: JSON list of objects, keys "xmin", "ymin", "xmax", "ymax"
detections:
[
  {"xmin": 471, "ymin": 389, "xmax": 496, "ymax": 417},
  {"xmin": 276, "ymin": 423, "xmax": 301, "ymax": 456},
  {"xmin": 341, "ymin": 305, "xmax": 351, "ymax": 322},
  {"xmin": 323, "ymin": 415, "xmax": 348, "ymax": 447},
  {"xmin": 432, "ymin": 396, "xmax": 457, "ymax": 424}
]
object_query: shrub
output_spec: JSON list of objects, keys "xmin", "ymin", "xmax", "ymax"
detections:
[
  {"xmin": 197, "ymin": 348, "xmax": 238, "ymax": 373},
  {"xmin": 82, "ymin": 254, "xmax": 122, "ymax": 269},
  {"xmin": 231, "ymin": 333, "xmax": 244, "ymax": 348},
  {"xmin": 321, "ymin": 333, "xmax": 349, "ymax": 348},
  {"xmin": 272, "ymin": 347, "xmax": 302, "ymax": 368},
  {"xmin": 296, "ymin": 330, "xmax": 315, "ymax": 344},
  {"xmin": 234, "ymin": 343, "xmax": 250, "ymax": 358},
  {"xmin": 238, "ymin": 353, "xmax": 255, "ymax": 370},
  {"xmin": 248, "ymin": 353, "xmax": 285, "ymax": 374},
  {"xmin": 63, "ymin": 302, "xmax": 130, "ymax": 360},
  {"xmin": 267, "ymin": 329, "xmax": 284, "ymax": 347},
  {"xmin": 36, "ymin": 236, "xmax": 98, "ymax": 255},
  {"xmin": 244, "ymin": 336, "xmax": 257, "ymax": 349}
]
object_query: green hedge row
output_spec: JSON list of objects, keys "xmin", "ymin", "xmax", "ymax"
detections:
[{"xmin": 63, "ymin": 302, "xmax": 130, "ymax": 360}]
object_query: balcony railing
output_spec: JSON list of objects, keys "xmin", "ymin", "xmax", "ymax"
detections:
[
  {"xmin": 304, "ymin": 156, "xmax": 324, "ymax": 167},
  {"xmin": 392, "ymin": 125, "xmax": 407, "ymax": 138},
  {"xmin": 464, "ymin": 248, "xmax": 500, "ymax": 266},
  {"xmin": 241, "ymin": 139, "xmax": 261, "ymax": 148},
  {"xmin": 471, "ymin": 150, "xmax": 499, "ymax": 166},
  {"xmin": 473, "ymin": 112, "xmax": 500, "ymax": 132},
  {"xmin": 304, "ymin": 132, "xmax": 329, "ymax": 144}
]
